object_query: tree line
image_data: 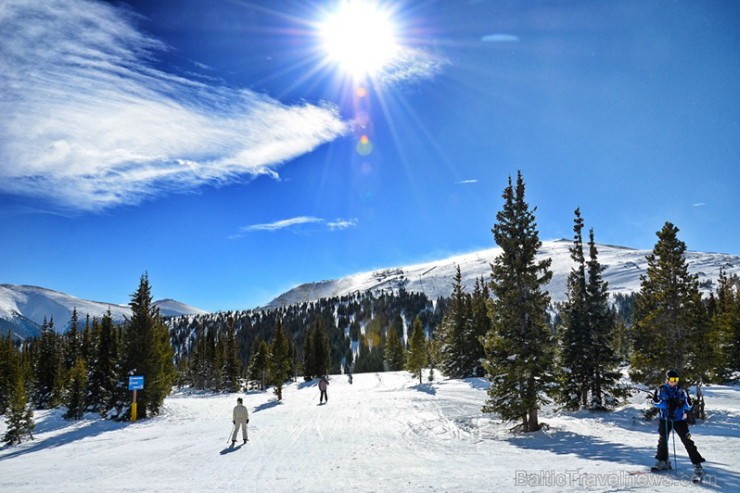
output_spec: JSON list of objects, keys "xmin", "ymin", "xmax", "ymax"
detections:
[{"xmin": 3, "ymin": 172, "xmax": 739, "ymax": 442}]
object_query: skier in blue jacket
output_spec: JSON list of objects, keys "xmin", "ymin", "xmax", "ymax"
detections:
[{"xmin": 652, "ymin": 370, "xmax": 705, "ymax": 476}]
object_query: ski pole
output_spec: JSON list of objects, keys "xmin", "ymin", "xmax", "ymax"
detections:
[
  {"xmin": 227, "ymin": 423, "xmax": 236, "ymax": 444},
  {"xmin": 672, "ymin": 428, "xmax": 677, "ymax": 474}
]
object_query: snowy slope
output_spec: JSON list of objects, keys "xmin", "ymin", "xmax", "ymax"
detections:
[
  {"xmin": 266, "ymin": 240, "xmax": 740, "ymax": 308},
  {"xmin": 1, "ymin": 371, "xmax": 738, "ymax": 492},
  {"xmin": 0, "ymin": 284, "xmax": 207, "ymax": 339}
]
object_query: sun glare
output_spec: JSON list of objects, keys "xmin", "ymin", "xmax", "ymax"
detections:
[{"xmin": 320, "ymin": 1, "xmax": 399, "ymax": 80}]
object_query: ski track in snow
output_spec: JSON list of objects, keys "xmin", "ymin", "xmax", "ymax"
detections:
[{"xmin": 1, "ymin": 372, "xmax": 740, "ymax": 492}]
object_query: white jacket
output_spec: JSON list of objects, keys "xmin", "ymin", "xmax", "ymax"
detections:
[{"xmin": 233, "ymin": 403, "xmax": 249, "ymax": 422}]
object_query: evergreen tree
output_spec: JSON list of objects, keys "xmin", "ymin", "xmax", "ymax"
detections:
[
  {"xmin": 406, "ymin": 316, "xmax": 428, "ymax": 384},
  {"xmin": 303, "ymin": 327, "xmax": 316, "ymax": 381},
  {"xmin": 249, "ymin": 339, "xmax": 270, "ymax": 390},
  {"xmin": 269, "ymin": 320, "xmax": 291, "ymax": 400},
  {"xmin": 3, "ymin": 370, "xmax": 34, "ymax": 445},
  {"xmin": 123, "ymin": 274, "xmax": 176, "ymax": 419},
  {"xmin": 557, "ymin": 208, "xmax": 591, "ymax": 410},
  {"xmin": 64, "ymin": 308, "xmax": 81, "ymax": 371},
  {"xmin": 34, "ymin": 317, "xmax": 64, "ymax": 409},
  {"xmin": 427, "ymin": 337, "xmax": 442, "ymax": 382},
  {"xmin": 64, "ymin": 358, "xmax": 87, "ymax": 420},
  {"xmin": 714, "ymin": 270, "xmax": 740, "ymax": 378},
  {"xmin": 221, "ymin": 319, "xmax": 242, "ymax": 393},
  {"xmin": 384, "ymin": 325, "xmax": 406, "ymax": 371},
  {"xmin": 584, "ymin": 229, "xmax": 623, "ymax": 409},
  {"xmin": 631, "ymin": 223, "xmax": 712, "ymax": 386},
  {"xmin": 438, "ymin": 265, "xmax": 473, "ymax": 378},
  {"xmin": 88, "ymin": 311, "xmax": 120, "ymax": 415},
  {"xmin": 482, "ymin": 171, "xmax": 554, "ymax": 432},
  {"xmin": 311, "ymin": 318, "xmax": 331, "ymax": 377},
  {"xmin": 470, "ymin": 277, "xmax": 491, "ymax": 377},
  {"xmin": 0, "ymin": 332, "xmax": 16, "ymax": 413}
]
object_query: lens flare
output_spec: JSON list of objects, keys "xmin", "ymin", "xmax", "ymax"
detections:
[{"xmin": 356, "ymin": 134, "xmax": 373, "ymax": 155}]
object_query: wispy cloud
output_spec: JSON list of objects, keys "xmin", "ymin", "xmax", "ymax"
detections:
[
  {"xmin": 327, "ymin": 218, "xmax": 359, "ymax": 230},
  {"xmin": 242, "ymin": 217, "xmax": 324, "ymax": 233},
  {"xmin": 481, "ymin": 34, "xmax": 520, "ymax": 43},
  {"xmin": 693, "ymin": 203, "xmax": 707, "ymax": 207},
  {"xmin": 0, "ymin": 0, "xmax": 349, "ymax": 211},
  {"xmin": 232, "ymin": 216, "xmax": 358, "ymax": 237},
  {"xmin": 379, "ymin": 48, "xmax": 449, "ymax": 85},
  {"xmin": 457, "ymin": 179, "xmax": 478, "ymax": 184}
]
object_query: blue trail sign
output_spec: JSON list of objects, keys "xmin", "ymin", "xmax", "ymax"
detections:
[{"xmin": 128, "ymin": 376, "xmax": 144, "ymax": 390}]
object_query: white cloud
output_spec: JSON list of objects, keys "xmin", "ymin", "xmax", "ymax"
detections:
[
  {"xmin": 0, "ymin": 0, "xmax": 349, "ymax": 211},
  {"xmin": 379, "ymin": 48, "xmax": 449, "ymax": 85},
  {"xmin": 232, "ymin": 216, "xmax": 358, "ymax": 237},
  {"xmin": 481, "ymin": 34, "xmax": 520, "ymax": 43},
  {"xmin": 242, "ymin": 217, "xmax": 324, "ymax": 232},
  {"xmin": 457, "ymin": 179, "xmax": 478, "ymax": 184},
  {"xmin": 327, "ymin": 218, "xmax": 359, "ymax": 231}
]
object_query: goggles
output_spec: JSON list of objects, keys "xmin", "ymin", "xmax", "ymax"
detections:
[{"xmin": 668, "ymin": 377, "xmax": 679, "ymax": 383}]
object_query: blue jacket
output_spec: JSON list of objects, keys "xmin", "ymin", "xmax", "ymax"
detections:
[{"xmin": 652, "ymin": 384, "xmax": 692, "ymax": 421}]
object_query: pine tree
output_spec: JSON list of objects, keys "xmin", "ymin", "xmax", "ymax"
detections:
[
  {"xmin": 470, "ymin": 277, "xmax": 492, "ymax": 377},
  {"xmin": 482, "ymin": 171, "xmax": 554, "ymax": 432},
  {"xmin": 631, "ymin": 223, "xmax": 712, "ymax": 386},
  {"xmin": 438, "ymin": 265, "xmax": 473, "ymax": 378},
  {"xmin": 0, "ymin": 332, "xmax": 16, "ymax": 413},
  {"xmin": 714, "ymin": 270, "xmax": 740, "ymax": 378},
  {"xmin": 34, "ymin": 317, "xmax": 64, "ymax": 409},
  {"xmin": 249, "ymin": 339, "xmax": 270, "ymax": 390},
  {"xmin": 384, "ymin": 325, "xmax": 406, "ymax": 371},
  {"xmin": 557, "ymin": 208, "xmax": 591, "ymax": 410},
  {"xmin": 88, "ymin": 311, "xmax": 119, "ymax": 416},
  {"xmin": 584, "ymin": 229, "xmax": 623, "ymax": 409},
  {"xmin": 406, "ymin": 316, "xmax": 428, "ymax": 384},
  {"xmin": 3, "ymin": 369, "xmax": 34, "ymax": 446},
  {"xmin": 269, "ymin": 320, "xmax": 291, "ymax": 400},
  {"xmin": 303, "ymin": 327, "xmax": 316, "ymax": 381},
  {"xmin": 123, "ymin": 274, "xmax": 175, "ymax": 419},
  {"xmin": 64, "ymin": 358, "xmax": 87, "ymax": 420},
  {"xmin": 221, "ymin": 319, "xmax": 241, "ymax": 393},
  {"xmin": 311, "ymin": 318, "xmax": 331, "ymax": 378}
]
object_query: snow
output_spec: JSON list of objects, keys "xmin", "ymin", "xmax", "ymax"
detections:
[
  {"xmin": 0, "ymin": 284, "xmax": 206, "ymax": 338},
  {"xmin": 265, "ymin": 240, "xmax": 740, "ymax": 308},
  {"xmin": 2, "ymin": 372, "xmax": 739, "ymax": 492}
]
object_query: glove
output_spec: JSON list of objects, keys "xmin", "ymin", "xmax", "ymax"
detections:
[
  {"xmin": 247, "ymin": 419, "xmax": 250, "ymax": 424},
  {"xmin": 232, "ymin": 420, "xmax": 235, "ymax": 425}
]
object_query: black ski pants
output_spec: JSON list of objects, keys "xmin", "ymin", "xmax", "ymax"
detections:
[
  {"xmin": 319, "ymin": 389, "xmax": 328, "ymax": 403},
  {"xmin": 656, "ymin": 419, "xmax": 704, "ymax": 465}
]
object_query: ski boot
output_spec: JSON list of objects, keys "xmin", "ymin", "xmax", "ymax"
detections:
[
  {"xmin": 651, "ymin": 460, "xmax": 671, "ymax": 472},
  {"xmin": 692, "ymin": 464, "xmax": 705, "ymax": 484}
]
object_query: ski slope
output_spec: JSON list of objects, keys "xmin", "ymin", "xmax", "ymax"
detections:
[{"xmin": 1, "ymin": 372, "xmax": 739, "ymax": 492}]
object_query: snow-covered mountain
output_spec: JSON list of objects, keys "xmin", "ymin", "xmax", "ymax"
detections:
[
  {"xmin": 266, "ymin": 239, "xmax": 740, "ymax": 308},
  {"xmin": 0, "ymin": 284, "xmax": 207, "ymax": 340}
]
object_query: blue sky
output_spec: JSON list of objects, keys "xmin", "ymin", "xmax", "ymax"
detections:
[{"xmin": 1, "ymin": 0, "xmax": 738, "ymax": 312}]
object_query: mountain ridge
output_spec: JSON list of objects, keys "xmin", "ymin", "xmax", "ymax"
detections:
[
  {"xmin": 264, "ymin": 239, "xmax": 740, "ymax": 309},
  {"xmin": 0, "ymin": 284, "xmax": 207, "ymax": 340}
]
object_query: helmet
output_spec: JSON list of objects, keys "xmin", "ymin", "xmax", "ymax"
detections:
[
  {"xmin": 666, "ymin": 369, "xmax": 679, "ymax": 380},
  {"xmin": 237, "ymin": 397, "xmax": 243, "ymax": 403}
]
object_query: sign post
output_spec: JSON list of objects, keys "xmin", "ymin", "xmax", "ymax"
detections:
[{"xmin": 128, "ymin": 376, "xmax": 144, "ymax": 422}]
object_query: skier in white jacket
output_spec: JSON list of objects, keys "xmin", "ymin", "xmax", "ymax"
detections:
[{"xmin": 232, "ymin": 397, "xmax": 249, "ymax": 445}]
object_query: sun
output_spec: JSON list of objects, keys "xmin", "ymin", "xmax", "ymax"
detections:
[{"xmin": 319, "ymin": 1, "xmax": 400, "ymax": 80}]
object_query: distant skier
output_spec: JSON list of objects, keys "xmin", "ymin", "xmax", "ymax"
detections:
[
  {"xmin": 651, "ymin": 370, "xmax": 705, "ymax": 480},
  {"xmin": 232, "ymin": 397, "xmax": 249, "ymax": 445},
  {"xmin": 319, "ymin": 376, "xmax": 329, "ymax": 404}
]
